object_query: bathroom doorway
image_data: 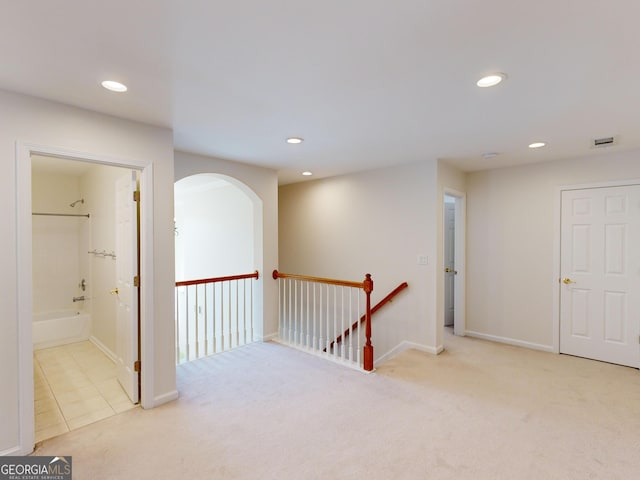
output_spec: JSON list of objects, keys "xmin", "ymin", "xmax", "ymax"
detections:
[
  {"xmin": 442, "ymin": 189, "xmax": 466, "ymax": 337},
  {"xmin": 31, "ymin": 154, "xmax": 139, "ymax": 443}
]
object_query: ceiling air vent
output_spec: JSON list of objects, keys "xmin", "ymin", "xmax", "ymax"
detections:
[{"xmin": 592, "ymin": 136, "xmax": 617, "ymax": 148}]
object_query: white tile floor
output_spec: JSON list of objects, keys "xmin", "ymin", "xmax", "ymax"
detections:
[{"xmin": 34, "ymin": 341, "xmax": 137, "ymax": 443}]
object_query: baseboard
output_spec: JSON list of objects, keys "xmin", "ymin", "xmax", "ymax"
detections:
[
  {"xmin": 153, "ymin": 390, "xmax": 179, "ymax": 407},
  {"xmin": 0, "ymin": 445, "xmax": 23, "ymax": 457},
  {"xmin": 89, "ymin": 335, "xmax": 117, "ymax": 363},
  {"xmin": 375, "ymin": 341, "xmax": 442, "ymax": 366},
  {"xmin": 261, "ymin": 332, "xmax": 278, "ymax": 342},
  {"xmin": 464, "ymin": 330, "xmax": 554, "ymax": 353}
]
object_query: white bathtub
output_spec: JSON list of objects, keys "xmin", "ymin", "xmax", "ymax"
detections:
[{"xmin": 33, "ymin": 309, "xmax": 91, "ymax": 350}]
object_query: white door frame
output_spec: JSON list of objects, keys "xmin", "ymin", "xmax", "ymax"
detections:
[
  {"xmin": 552, "ymin": 178, "xmax": 640, "ymax": 354},
  {"xmin": 16, "ymin": 142, "xmax": 155, "ymax": 454},
  {"xmin": 442, "ymin": 188, "xmax": 467, "ymax": 337}
]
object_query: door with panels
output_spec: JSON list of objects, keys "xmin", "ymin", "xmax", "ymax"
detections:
[
  {"xmin": 560, "ymin": 185, "xmax": 640, "ymax": 368},
  {"xmin": 115, "ymin": 171, "xmax": 140, "ymax": 403},
  {"xmin": 444, "ymin": 201, "xmax": 455, "ymax": 327}
]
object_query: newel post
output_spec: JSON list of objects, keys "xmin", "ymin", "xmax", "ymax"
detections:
[{"xmin": 363, "ymin": 273, "xmax": 374, "ymax": 371}]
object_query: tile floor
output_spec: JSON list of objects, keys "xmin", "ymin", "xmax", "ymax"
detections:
[{"xmin": 34, "ymin": 341, "xmax": 137, "ymax": 443}]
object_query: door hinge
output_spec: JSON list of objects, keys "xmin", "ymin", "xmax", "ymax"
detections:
[
  {"xmin": 133, "ymin": 190, "xmax": 140, "ymax": 202},
  {"xmin": 133, "ymin": 275, "xmax": 139, "ymax": 287},
  {"xmin": 134, "ymin": 360, "xmax": 141, "ymax": 372}
]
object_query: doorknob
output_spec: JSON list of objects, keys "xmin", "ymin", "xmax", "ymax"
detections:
[
  {"xmin": 444, "ymin": 268, "xmax": 458, "ymax": 274},
  {"xmin": 562, "ymin": 278, "xmax": 575, "ymax": 285},
  {"xmin": 110, "ymin": 288, "xmax": 119, "ymax": 295}
]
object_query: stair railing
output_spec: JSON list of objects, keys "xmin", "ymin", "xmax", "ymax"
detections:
[
  {"xmin": 327, "ymin": 281, "xmax": 408, "ymax": 351},
  {"xmin": 175, "ymin": 271, "xmax": 259, "ymax": 364},
  {"xmin": 272, "ymin": 270, "xmax": 374, "ymax": 371}
]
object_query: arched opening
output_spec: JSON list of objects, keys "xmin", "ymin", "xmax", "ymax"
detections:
[{"xmin": 174, "ymin": 173, "xmax": 263, "ymax": 363}]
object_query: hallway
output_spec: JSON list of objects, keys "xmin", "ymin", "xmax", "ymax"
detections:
[{"xmin": 34, "ymin": 334, "xmax": 640, "ymax": 479}]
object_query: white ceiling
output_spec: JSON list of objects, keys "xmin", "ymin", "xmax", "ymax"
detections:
[{"xmin": 3, "ymin": 1, "xmax": 639, "ymax": 184}]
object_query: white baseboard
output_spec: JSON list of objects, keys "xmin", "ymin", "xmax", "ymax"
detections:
[
  {"xmin": 261, "ymin": 332, "xmax": 278, "ymax": 342},
  {"xmin": 153, "ymin": 390, "xmax": 179, "ymax": 407},
  {"xmin": 375, "ymin": 341, "xmax": 442, "ymax": 366},
  {"xmin": 0, "ymin": 445, "xmax": 23, "ymax": 457},
  {"xmin": 89, "ymin": 335, "xmax": 117, "ymax": 363},
  {"xmin": 464, "ymin": 330, "xmax": 554, "ymax": 353}
]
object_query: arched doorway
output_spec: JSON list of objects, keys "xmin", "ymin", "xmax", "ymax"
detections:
[{"xmin": 173, "ymin": 173, "xmax": 263, "ymax": 363}]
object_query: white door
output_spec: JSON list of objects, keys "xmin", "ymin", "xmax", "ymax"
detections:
[
  {"xmin": 115, "ymin": 171, "xmax": 139, "ymax": 403},
  {"xmin": 560, "ymin": 185, "xmax": 640, "ymax": 368},
  {"xmin": 444, "ymin": 201, "xmax": 455, "ymax": 326}
]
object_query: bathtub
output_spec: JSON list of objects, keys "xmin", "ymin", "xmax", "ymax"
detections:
[{"xmin": 32, "ymin": 309, "xmax": 91, "ymax": 350}]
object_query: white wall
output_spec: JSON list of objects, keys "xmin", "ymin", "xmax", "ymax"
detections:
[
  {"xmin": 278, "ymin": 160, "xmax": 440, "ymax": 361},
  {"xmin": 175, "ymin": 179, "xmax": 254, "ymax": 281},
  {"xmin": 466, "ymin": 148, "xmax": 640, "ymax": 349},
  {"xmin": 174, "ymin": 151, "xmax": 279, "ymax": 340},
  {"xmin": 1, "ymin": 89, "xmax": 176, "ymax": 455},
  {"xmin": 31, "ymin": 171, "xmax": 84, "ymax": 312}
]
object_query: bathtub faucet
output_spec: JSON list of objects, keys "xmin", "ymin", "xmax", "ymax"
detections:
[{"xmin": 73, "ymin": 296, "xmax": 85, "ymax": 302}]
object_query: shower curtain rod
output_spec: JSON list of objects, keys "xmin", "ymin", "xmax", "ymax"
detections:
[{"xmin": 32, "ymin": 212, "xmax": 90, "ymax": 218}]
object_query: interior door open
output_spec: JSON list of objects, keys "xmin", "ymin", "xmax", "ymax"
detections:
[
  {"xmin": 115, "ymin": 171, "xmax": 140, "ymax": 403},
  {"xmin": 444, "ymin": 200, "xmax": 455, "ymax": 327}
]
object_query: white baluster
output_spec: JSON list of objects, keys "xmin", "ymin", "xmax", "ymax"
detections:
[
  {"xmin": 318, "ymin": 283, "xmax": 323, "ymax": 351},
  {"xmin": 221, "ymin": 282, "xmax": 226, "ymax": 351},
  {"xmin": 357, "ymin": 290, "xmax": 361, "ymax": 367},
  {"xmin": 195, "ymin": 285, "xmax": 200, "ymax": 359},
  {"xmin": 175, "ymin": 287, "xmax": 180, "ymax": 364},
  {"xmin": 326, "ymin": 284, "xmax": 330, "ymax": 353},
  {"xmin": 235, "ymin": 279, "xmax": 240, "ymax": 349},
  {"xmin": 340, "ymin": 287, "xmax": 345, "ymax": 361},
  {"xmin": 213, "ymin": 283, "xmax": 218, "ymax": 354},
  {"xmin": 348, "ymin": 288, "xmax": 354, "ymax": 364},
  {"xmin": 312, "ymin": 283, "xmax": 317, "ymax": 352},
  {"xmin": 228, "ymin": 280, "xmax": 232, "ymax": 350},
  {"xmin": 249, "ymin": 279, "xmax": 254, "ymax": 342},
  {"xmin": 306, "ymin": 282, "xmax": 310, "ymax": 349},
  {"xmin": 331, "ymin": 285, "xmax": 339, "ymax": 357},
  {"xmin": 243, "ymin": 279, "xmax": 247, "ymax": 345}
]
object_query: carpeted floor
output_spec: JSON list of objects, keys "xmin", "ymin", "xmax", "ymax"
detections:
[{"xmin": 33, "ymin": 331, "xmax": 640, "ymax": 479}]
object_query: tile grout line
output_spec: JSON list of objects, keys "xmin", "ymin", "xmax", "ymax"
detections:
[
  {"xmin": 35, "ymin": 341, "xmax": 138, "ymax": 440},
  {"xmin": 33, "ymin": 355, "xmax": 71, "ymax": 437}
]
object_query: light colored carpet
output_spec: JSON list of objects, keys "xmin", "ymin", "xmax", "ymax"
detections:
[{"xmin": 33, "ymin": 332, "xmax": 640, "ymax": 479}]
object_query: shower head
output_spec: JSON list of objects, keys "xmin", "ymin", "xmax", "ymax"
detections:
[{"xmin": 69, "ymin": 199, "xmax": 84, "ymax": 208}]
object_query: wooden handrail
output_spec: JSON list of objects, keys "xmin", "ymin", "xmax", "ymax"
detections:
[
  {"xmin": 176, "ymin": 270, "xmax": 259, "ymax": 287},
  {"xmin": 326, "ymin": 282, "xmax": 408, "ymax": 351},
  {"xmin": 272, "ymin": 270, "xmax": 364, "ymax": 289}
]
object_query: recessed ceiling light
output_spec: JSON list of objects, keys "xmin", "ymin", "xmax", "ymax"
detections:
[
  {"xmin": 302, "ymin": 171, "xmax": 313, "ymax": 176},
  {"xmin": 101, "ymin": 80, "xmax": 128, "ymax": 92},
  {"xmin": 528, "ymin": 142, "xmax": 546, "ymax": 149},
  {"xmin": 476, "ymin": 73, "xmax": 506, "ymax": 88},
  {"xmin": 286, "ymin": 137, "xmax": 303, "ymax": 144}
]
